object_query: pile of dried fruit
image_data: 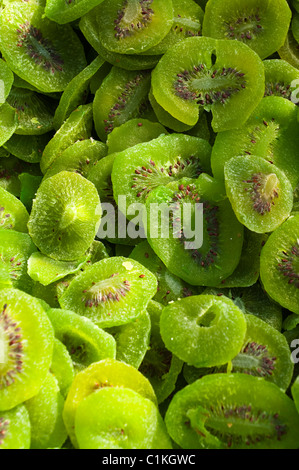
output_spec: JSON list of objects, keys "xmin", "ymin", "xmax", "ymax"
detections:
[{"xmin": 0, "ymin": 0, "xmax": 299, "ymax": 450}]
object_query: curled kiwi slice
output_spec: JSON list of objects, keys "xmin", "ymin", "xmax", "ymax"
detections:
[
  {"xmin": 0, "ymin": 102, "xmax": 18, "ymax": 147},
  {"xmin": 75, "ymin": 387, "xmax": 171, "ymax": 449},
  {"xmin": 28, "ymin": 171, "xmax": 102, "ymax": 261},
  {"xmin": 0, "ymin": 288, "xmax": 54, "ymax": 411},
  {"xmin": 263, "ymin": 59, "xmax": 299, "ymax": 101},
  {"xmin": 91, "ymin": 0, "xmax": 174, "ymax": 55},
  {"xmin": 145, "ymin": 178, "xmax": 243, "ymax": 287},
  {"xmin": 45, "ymin": 0, "xmax": 106, "ymax": 24},
  {"xmin": 160, "ymin": 295, "xmax": 246, "ymax": 368},
  {"xmin": 151, "ymin": 36, "xmax": 265, "ymax": 132},
  {"xmin": 59, "ymin": 256, "xmax": 157, "ymax": 328},
  {"xmin": 260, "ymin": 213, "xmax": 299, "ymax": 315},
  {"xmin": 0, "ymin": 186, "xmax": 29, "ymax": 232},
  {"xmin": 0, "ymin": 404, "xmax": 31, "ymax": 449},
  {"xmin": 202, "ymin": 0, "xmax": 292, "ymax": 60},
  {"xmin": 93, "ymin": 67, "xmax": 151, "ymax": 142},
  {"xmin": 211, "ymin": 96, "xmax": 299, "ymax": 188},
  {"xmin": 25, "ymin": 372, "xmax": 67, "ymax": 449},
  {"xmin": 63, "ymin": 358, "xmax": 157, "ymax": 448},
  {"xmin": 0, "ymin": 2, "xmax": 87, "ymax": 93},
  {"xmin": 224, "ymin": 155, "xmax": 293, "ymax": 234},
  {"xmin": 165, "ymin": 373, "xmax": 299, "ymax": 449}
]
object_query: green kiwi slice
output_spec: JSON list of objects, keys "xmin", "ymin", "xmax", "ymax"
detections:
[
  {"xmin": 59, "ymin": 256, "xmax": 157, "ymax": 328},
  {"xmin": 278, "ymin": 30, "xmax": 299, "ymax": 69},
  {"xmin": 111, "ymin": 133, "xmax": 212, "ymax": 211},
  {"xmin": 93, "ymin": 67, "xmax": 151, "ymax": 142},
  {"xmin": 79, "ymin": 12, "xmax": 161, "ymax": 71},
  {"xmin": 160, "ymin": 295, "xmax": 246, "ymax": 368},
  {"xmin": 27, "ymin": 251, "xmax": 89, "ymax": 286},
  {"xmin": 130, "ymin": 240, "xmax": 198, "ymax": 305},
  {"xmin": 0, "ymin": 58, "xmax": 14, "ymax": 105},
  {"xmin": 263, "ymin": 59, "xmax": 299, "ymax": 101},
  {"xmin": 0, "ymin": 2, "xmax": 87, "ymax": 93},
  {"xmin": 46, "ymin": 308, "xmax": 116, "ymax": 373},
  {"xmin": 19, "ymin": 173, "xmax": 43, "ymax": 212},
  {"xmin": 151, "ymin": 36, "xmax": 265, "ymax": 132},
  {"xmin": 53, "ymin": 55, "xmax": 105, "ymax": 130},
  {"xmin": 0, "ymin": 102, "xmax": 18, "ymax": 146},
  {"xmin": 74, "ymin": 387, "xmax": 171, "ymax": 449},
  {"xmin": 148, "ymin": 88, "xmax": 194, "ymax": 132},
  {"xmin": 291, "ymin": 375, "xmax": 299, "ymax": 414},
  {"xmin": 202, "ymin": 0, "xmax": 292, "ymax": 60},
  {"xmin": 165, "ymin": 373, "xmax": 299, "ymax": 449},
  {"xmin": 89, "ymin": 0, "xmax": 174, "ymax": 55},
  {"xmin": 0, "ymin": 229, "xmax": 37, "ymax": 293},
  {"xmin": 43, "ymin": 138, "xmax": 107, "ymax": 181},
  {"xmin": 224, "ymin": 155, "xmax": 293, "ymax": 234},
  {"xmin": 28, "ymin": 171, "xmax": 102, "ymax": 261},
  {"xmin": 145, "ymin": 178, "xmax": 243, "ymax": 287},
  {"xmin": 6, "ymin": 86, "xmax": 56, "ymax": 135},
  {"xmin": 0, "ymin": 186, "xmax": 29, "ymax": 232},
  {"xmin": 106, "ymin": 309, "xmax": 151, "ymax": 369},
  {"xmin": 139, "ymin": 299, "xmax": 184, "ymax": 404},
  {"xmin": 4, "ymin": 132, "xmax": 51, "ymax": 164},
  {"xmin": 63, "ymin": 358, "xmax": 157, "ymax": 448},
  {"xmin": 40, "ymin": 103, "xmax": 93, "ymax": 174},
  {"xmin": 0, "ymin": 288, "xmax": 54, "ymax": 411},
  {"xmin": 260, "ymin": 213, "xmax": 299, "ymax": 315},
  {"xmin": 45, "ymin": 0, "xmax": 105, "ymax": 24},
  {"xmin": 25, "ymin": 372, "xmax": 67, "ymax": 449},
  {"xmin": 211, "ymin": 96, "xmax": 299, "ymax": 188},
  {"xmin": 107, "ymin": 118, "xmax": 167, "ymax": 154},
  {"xmin": 0, "ymin": 156, "xmax": 27, "ymax": 198},
  {"xmin": 50, "ymin": 338, "xmax": 75, "ymax": 398},
  {"xmin": 0, "ymin": 404, "xmax": 31, "ymax": 449}
]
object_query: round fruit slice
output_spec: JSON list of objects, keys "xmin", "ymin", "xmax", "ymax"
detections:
[
  {"xmin": 45, "ymin": 0, "xmax": 106, "ymax": 24},
  {"xmin": 263, "ymin": 59, "xmax": 299, "ymax": 101},
  {"xmin": 211, "ymin": 96, "xmax": 299, "ymax": 188},
  {"xmin": 0, "ymin": 102, "xmax": 18, "ymax": 146},
  {"xmin": 50, "ymin": 338, "xmax": 75, "ymax": 398},
  {"xmin": 278, "ymin": 30, "xmax": 299, "ymax": 69},
  {"xmin": 0, "ymin": 404, "xmax": 31, "ymax": 449},
  {"xmin": 75, "ymin": 387, "xmax": 171, "ymax": 449},
  {"xmin": 0, "ymin": 2, "xmax": 87, "ymax": 92},
  {"xmin": 151, "ymin": 36, "xmax": 265, "ymax": 132},
  {"xmin": 160, "ymin": 295, "xmax": 246, "ymax": 368},
  {"xmin": 59, "ymin": 256, "xmax": 157, "ymax": 328},
  {"xmin": 0, "ymin": 58, "xmax": 14, "ymax": 105},
  {"xmin": 63, "ymin": 358, "xmax": 157, "ymax": 447},
  {"xmin": 260, "ymin": 213, "xmax": 299, "ymax": 314},
  {"xmin": 224, "ymin": 155, "xmax": 293, "ymax": 233},
  {"xmin": 165, "ymin": 373, "xmax": 299, "ymax": 449},
  {"xmin": 145, "ymin": 178, "xmax": 244, "ymax": 286},
  {"xmin": 4, "ymin": 133, "xmax": 51, "ymax": 164},
  {"xmin": 0, "ymin": 288, "xmax": 54, "ymax": 411},
  {"xmin": 202, "ymin": 0, "xmax": 292, "ymax": 60},
  {"xmin": 28, "ymin": 171, "xmax": 102, "ymax": 261},
  {"xmin": 90, "ymin": 0, "xmax": 174, "ymax": 55},
  {"xmin": 0, "ymin": 186, "xmax": 29, "ymax": 232}
]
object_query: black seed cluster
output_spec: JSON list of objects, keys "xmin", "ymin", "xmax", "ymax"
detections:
[
  {"xmin": 114, "ymin": 0, "xmax": 154, "ymax": 39},
  {"xmin": 243, "ymin": 172, "xmax": 279, "ymax": 215},
  {"xmin": 277, "ymin": 241, "xmax": 299, "ymax": 288},
  {"xmin": 224, "ymin": 11, "xmax": 263, "ymax": 41}
]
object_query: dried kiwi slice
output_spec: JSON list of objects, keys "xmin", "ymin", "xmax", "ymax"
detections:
[
  {"xmin": 6, "ymin": 86, "xmax": 56, "ymax": 135},
  {"xmin": 50, "ymin": 338, "xmax": 75, "ymax": 398},
  {"xmin": 93, "ymin": 67, "xmax": 151, "ymax": 142},
  {"xmin": 0, "ymin": 230, "xmax": 37, "ymax": 293},
  {"xmin": 211, "ymin": 96, "xmax": 299, "ymax": 188},
  {"xmin": 28, "ymin": 171, "xmax": 102, "ymax": 261},
  {"xmin": 75, "ymin": 387, "xmax": 171, "ymax": 449},
  {"xmin": 160, "ymin": 295, "xmax": 246, "ymax": 368},
  {"xmin": 91, "ymin": 0, "xmax": 174, "ymax": 55},
  {"xmin": 40, "ymin": 103, "xmax": 93, "ymax": 174},
  {"xmin": 0, "ymin": 186, "xmax": 29, "ymax": 232},
  {"xmin": 25, "ymin": 372, "xmax": 67, "ymax": 449},
  {"xmin": 0, "ymin": 58, "xmax": 14, "ymax": 105},
  {"xmin": 63, "ymin": 358, "xmax": 157, "ymax": 448},
  {"xmin": 151, "ymin": 36, "xmax": 265, "ymax": 132},
  {"xmin": 4, "ymin": 133, "xmax": 51, "ymax": 164},
  {"xmin": 0, "ymin": 102, "xmax": 18, "ymax": 146},
  {"xmin": 111, "ymin": 133, "xmax": 212, "ymax": 211},
  {"xmin": 260, "ymin": 213, "xmax": 299, "ymax": 315},
  {"xmin": 263, "ymin": 59, "xmax": 299, "ymax": 101},
  {"xmin": 165, "ymin": 373, "xmax": 299, "ymax": 449},
  {"xmin": 224, "ymin": 155, "xmax": 293, "ymax": 234},
  {"xmin": 0, "ymin": 404, "xmax": 31, "ymax": 449},
  {"xmin": 202, "ymin": 0, "xmax": 292, "ymax": 60},
  {"xmin": 45, "ymin": 0, "xmax": 106, "ymax": 24},
  {"xmin": 278, "ymin": 30, "xmax": 299, "ymax": 69},
  {"xmin": 0, "ymin": 288, "xmax": 54, "ymax": 411},
  {"xmin": 0, "ymin": 2, "xmax": 87, "ymax": 93},
  {"xmin": 145, "ymin": 178, "xmax": 243, "ymax": 286},
  {"xmin": 59, "ymin": 256, "xmax": 157, "ymax": 328}
]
